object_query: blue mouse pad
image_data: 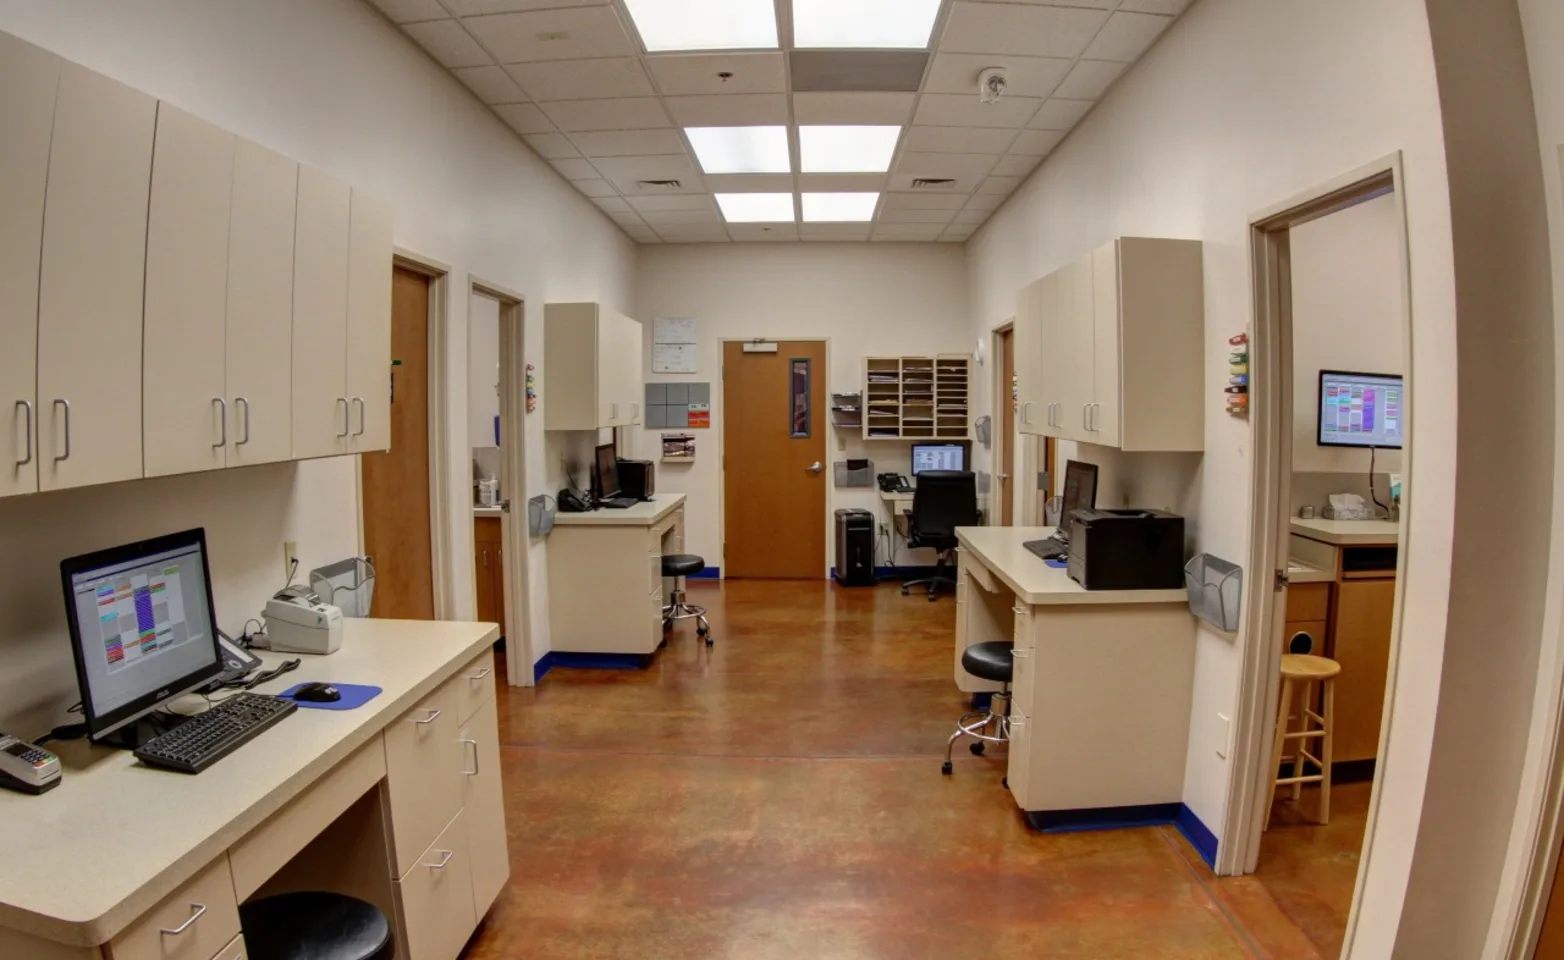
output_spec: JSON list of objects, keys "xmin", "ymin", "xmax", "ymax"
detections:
[
  {"xmin": 279, "ymin": 683, "xmax": 383, "ymax": 710},
  {"xmin": 1045, "ymin": 558, "xmax": 1069, "ymax": 569}
]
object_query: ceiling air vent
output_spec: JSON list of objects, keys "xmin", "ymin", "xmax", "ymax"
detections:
[
  {"xmin": 910, "ymin": 178, "xmax": 958, "ymax": 190},
  {"xmin": 636, "ymin": 179, "xmax": 683, "ymax": 192}
]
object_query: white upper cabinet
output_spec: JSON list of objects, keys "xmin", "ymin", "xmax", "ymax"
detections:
[
  {"xmin": 544, "ymin": 303, "xmax": 644, "ymax": 431},
  {"xmin": 226, "ymin": 138, "xmax": 300, "ymax": 468},
  {"xmin": 143, "ymin": 104, "xmax": 237, "ymax": 478},
  {"xmin": 346, "ymin": 189, "xmax": 395, "ymax": 454},
  {"xmin": 0, "ymin": 33, "xmax": 59, "ymax": 500},
  {"xmin": 36, "ymin": 63, "xmax": 157, "ymax": 492},
  {"xmin": 291, "ymin": 166, "xmax": 353, "ymax": 460}
]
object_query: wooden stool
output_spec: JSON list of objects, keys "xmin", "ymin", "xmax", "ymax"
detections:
[{"xmin": 1265, "ymin": 653, "xmax": 1341, "ymax": 829}]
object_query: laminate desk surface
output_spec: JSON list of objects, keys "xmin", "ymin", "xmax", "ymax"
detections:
[
  {"xmin": 0, "ymin": 619, "xmax": 499, "ymax": 947},
  {"xmin": 1289, "ymin": 517, "xmax": 1399, "ymax": 546},
  {"xmin": 472, "ymin": 504, "xmax": 504, "ymax": 517},
  {"xmin": 552, "ymin": 493, "xmax": 686, "ymax": 527},
  {"xmin": 955, "ymin": 526, "xmax": 1189, "ymax": 606}
]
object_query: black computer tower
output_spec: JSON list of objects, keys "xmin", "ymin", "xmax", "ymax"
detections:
[{"xmin": 834, "ymin": 508, "xmax": 877, "ymax": 586}]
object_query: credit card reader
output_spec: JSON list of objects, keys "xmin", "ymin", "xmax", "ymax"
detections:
[{"xmin": 0, "ymin": 734, "xmax": 62, "ymax": 795}]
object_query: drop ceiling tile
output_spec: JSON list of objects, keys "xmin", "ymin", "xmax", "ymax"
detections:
[
  {"xmin": 1053, "ymin": 60, "xmax": 1125, "ymax": 100},
  {"xmin": 797, "ymin": 173, "xmax": 888, "ymax": 192},
  {"xmin": 572, "ymin": 178, "xmax": 619, "ymax": 197},
  {"xmin": 924, "ymin": 54, "xmax": 1072, "ymax": 99},
  {"xmin": 913, "ymin": 94, "xmax": 1042, "ymax": 129},
  {"xmin": 593, "ymin": 154, "xmax": 705, "ymax": 193},
  {"xmin": 525, "ymin": 133, "xmax": 579, "ymax": 158},
  {"xmin": 992, "ymin": 153, "xmax": 1041, "ymax": 177},
  {"xmin": 941, "ymin": 225, "xmax": 978, "ymax": 242},
  {"xmin": 592, "ymin": 196, "xmax": 634, "ymax": 214},
  {"xmin": 801, "ymin": 224, "xmax": 872, "ymax": 241},
  {"xmin": 940, "ymin": 3, "xmax": 1111, "ymax": 58},
  {"xmin": 962, "ymin": 193, "xmax": 1006, "ymax": 212},
  {"xmin": 1028, "ymin": 98, "xmax": 1092, "ymax": 130},
  {"xmin": 403, "ymin": 20, "xmax": 493, "ymax": 68},
  {"xmin": 462, "ymin": 8, "xmax": 633, "ymax": 63},
  {"xmin": 551, "ymin": 158, "xmax": 599, "ymax": 179},
  {"xmin": 665, "ymin": 94, "xmax": 789, "ymax": 127},
  {"xmin": 890, "ymin": 152, "xmax": 998, "ymax": 192},
  {"xmin": 641, "ymin": 208, "xmax": 723, "ymax": 225},
  {"xmin": 883, "ymin": 191, "xmax": 969, "ymax": 210},
  {"xmin": 627, "ymin": 194, "xmax": 716, "ymax": 212},
  {"xmin": 729, "ymin": 223, "xmax": 799, "ymax": 241},
  {"xmin": 540, "ymin": 97, "xmax": 670, "ymax": 131},
  {"xmin": 645, "ymin": 53, "xmax": 787, "ymax": 95},
  {"xmin": 793, "ymin": 92, "xmax": 915, "ymax": 126},
  {"xmin": 789, "ymin": 51, "xmax": 930, "ymax": 93},
  {"xmin": 1083, "ymin": 11, "xmax": 1175, "ymax": 62},
  {"xmin": 977, "ymin": 175, "xmax": 1022, "ymax": 195},
  {"xmin": 1010, "ymin": 129, "xmax": 1065, "ymax": 156},
  {"xmin": 624, "ymin": 225, "xmax": 660, "ymax": 243},
  {"xmin": 873, "ymin": 222, "xmax": 947, "ymax": 241},
  {"xmin": 371, "ymin": 0, "xmax": 449, "ymax": 24},
  {"xmin": 609, "ymin": 209, "xmax": 647, "ymax": 226},
  {"xmin": 1120, "ymin": 0, "xmax": 1192, "ymax": 13},
  {"xmin": 657, "ymin": 227, "xmax": 732, "ymax": 243},
  {"xmin": 494, "ymin": 103, "xmax": 555, "ymax": 134},
  {"xmin": 953, "ymin": 208, "xmax": 992, "ymax": 224},
  {"xmin": 571, "ymin": 128, "xmax": 686, "ymax": 156},
  {"xmin": 902, "ymin": 126, "xmax": 1018, "ymax": 155},
  {"xmin": 880, "ymin": 208, "xmax": 956, "ymax": 225},
  {"xmin": 970, "ymin": 0, "xmax": 1114, "ymax": 6},
  {"xmin": 444, "ymin": 0, "xmax": 606, "ymax": 14},
  {"xmin": 451, "ymin": 65, "xmax": 529, "ymax": 103},
  {"xmin": 503, "ymin": 58, "xmax": 653, "ymax": 101},
  {"xmin": 704, "ymin": 174, "xmax": 795, "ymax": 192}
]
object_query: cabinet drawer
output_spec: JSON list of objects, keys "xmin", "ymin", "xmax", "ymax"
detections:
[
  {"xmin": 212, "ymin": 934, "xmax": 247, "ymax": 960},
  {"xmin": 461, "ymin": 696, "xmax": 511, "ymax": 919},
  {"xmin": 649, "ymin": 548, "xmax": 664, "ymax": 595},
  {"xmin": 384, "ymin": 682, "xmax": 464, "ymax": 877},
  {"xmin": 455, "ymin": 649, "xmax": 496, "ymax": 726},
  {"xmin": 1285, "ymin": 582, "xmax": 1331, "ymax": 622},
  {"xmin": 1012, "ymin": 604, "xmax": 1035, "ymax": 651},
  {"xmin": 1006, "ymin": 710, "xmax": 1032, "ymax": 811},
  {"xmin": 108, "ymin": 856, "xmax": 241, "ymax": 960},
  {"xmin": 395, "ymin": 810, "xmax": 477, "ymax": 960},
  {"xmin": 964, "ymin": 554, "xmax": 998, "ymax": 594},
  {"xmin": 1011, "ymin": 645, "xmax": 1035, "ymax": 716}
]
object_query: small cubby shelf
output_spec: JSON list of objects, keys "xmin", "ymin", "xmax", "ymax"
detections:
[{"xmin": 860, "ymin": 354, "xmax": 971, "ymax": 440}]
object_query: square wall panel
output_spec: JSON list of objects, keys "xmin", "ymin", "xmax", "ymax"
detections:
[
  {"xmin": 403, "ymin": 20, "xmax": 492, "ymax": 68},
  {"xmin": 902, "ymin": 126, "xmax": 1018, "ymax": 155},
  {"xmin": 540, "ymin": 97, "xmax": 671, "ymax": 131},
  {"xmin": 451, "ymin": 65, "xmax": 529, "ymax": 104},
  {"xmin": 940, "ymin": 3, "xmax": 1110, "ymax": 58},
  {"xmin": 504, "ymin": 58, "xmax": 654, "ymax": 101},
  {"xmin": 792, "ymin": 92, "xmax": 915, "ymax": 125},
  {"xmin": 1029, "ymin": 99, "xmax": 1093, "ymax": 130},
  {"xmin": 913, "ymin": 94, "xmax": 1042, "ymax": 129},
  {"xmin": 462, "ymin": 8, "xmax": 634, "ymax": 62},
  {"xmin": 665, "ymin": 94, "xmax": 790, "ymax": 127},
  {"xmin": 645, "ymin": 53, "xmax": 787, "ymax": 95},
  {"xmin": 1053, "ymin": 60, "xmax": 1126, "ymax": 100},
  {"xmin": 571, "ymin": 128, "xmax": 686, "ymax": 156},
  {"xmin": 924, "ymin": 53, "xmax": 1071, "ymax": 98}
]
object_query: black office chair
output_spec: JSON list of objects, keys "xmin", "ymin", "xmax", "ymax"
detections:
[{"xmin": 902, "ymin": 469, "xmax": 981, "ymax": 601}]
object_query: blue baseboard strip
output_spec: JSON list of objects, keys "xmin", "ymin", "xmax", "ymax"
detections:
[
  {"xmin": 1023, "ymin": 802, "xmax": 1219, "ymax": 867},
  {"xmin": 829, "ymin": 565, "xmax": 940, "ymax": 584},
  {"xmin": 688, "ymin": 567, "xmax": 720, "ymax": 580},
  {"xmin": 533, "ymin": 650, "xmax": 650, "ymax": 682},
  {"xmin": 1175, "ymin": 805, "xmax": 1219, "ymax": 868}
]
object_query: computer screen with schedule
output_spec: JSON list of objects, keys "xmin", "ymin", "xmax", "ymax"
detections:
[
  {"xmin": 910, "ymin": 443, "xmax": 965, "ymax": 475},
  {"xmin": 1318, "ymin": 370, "xmax": 1404, "ymax": 448}
]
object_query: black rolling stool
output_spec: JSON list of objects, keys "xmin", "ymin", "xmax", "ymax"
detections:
[
  {"xmin": 240, "ymin": 892, "xmax": 392, "ymax": 960},
  {"xmin": 662, "ymin": 553, "xmax": 713, "ymax": 645},
  {"xmin": 942, "ymin": 641, "xmax": 1014, "ymax": 775}
]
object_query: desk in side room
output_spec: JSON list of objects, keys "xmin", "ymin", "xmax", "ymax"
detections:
[
  {"xmin": 953, "ymin": 526, "xmax": 1196, "ymax": 822},
  {"xmin": 547, "ymin": 494, "xmax": 686, "ymax": 656},
  {"xmin": 879, "ymin": 486, "xmax": 988, "ymax": 537}
]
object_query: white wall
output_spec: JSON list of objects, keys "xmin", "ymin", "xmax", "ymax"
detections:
[
  {"xmin": 635, "ymin": 243, "xmax": 970, "ymax": 572},
  {"xmin": 468, "ymin": 294, "xmax": 500, "ymax": 450},
  {"xmin": 0, "ymin": 0, "xmax": 636, "ymax": 730}
]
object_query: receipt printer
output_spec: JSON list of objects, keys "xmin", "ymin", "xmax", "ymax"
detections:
[
  {"xmin": 1066, "ymin": 509, "xmax": 1186, "ymax": 591},
  {"xmin": 264, "ymin": 588, "xmax": 344, "ymax": 655}
]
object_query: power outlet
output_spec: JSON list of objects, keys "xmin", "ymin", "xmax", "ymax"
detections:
[
  {"xmin": 1215, "ymin": 712, "xmax": 1231, "ymax": 760},
  {"xmin": 283, "ymin": 541, "xmax": 299, "ymax": 581}
]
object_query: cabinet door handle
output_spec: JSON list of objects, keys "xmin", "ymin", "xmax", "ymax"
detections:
[
  {"xmin": 412, "ymin": 708, "xmax": 441, "ymax": 725},
  {"xmin": 1019, "ymin": 401, "xmax": 1031, "ymax": 425},
  {"xmin": 426, "ymin": 849, "xmax": 455, "ymax": 870},
  {"xmin": 631, "ymin": 402, "xmax": 639, "ymax": 420},
  {"xmin": 159, "ymin": 903, "xmax": 207, "ymax": 936},
  {"xmin": 351, "ymin": 397, "xmax": 365, "ymax": 437},
  {"xmin": 235, "ymin": 397, "xmax": 251, "ymax": 446},
  {"xmin": 14, "ymin": 400, "xmax": 32, "ymax": 467},
  {"xmin": 611, "ymin": 402, "xmax": 619, "ymax": 420},
  {"xmin": 336, "ymin": 398, "xmax": 350, "ymax": 437},
  {"xmin": 470, "ymin": 667, "xmax": 493, "ymax": 681},
  {"xmin": 212, "ymin": 398, "xmax": 228, "ymax": 448},
  {"xmin": 461, "ymin": 738, "xmax": 479, "ymax": 776},
  {"xmin": 52, "ymin": 399, "xmax": 70, "ymax": 462},
  {"xmin": 481, "ymin": 548, "xmax": 488, "ymax": 568}
]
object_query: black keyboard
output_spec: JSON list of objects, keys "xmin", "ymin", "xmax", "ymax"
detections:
[
  {"xmin": 601, "ymin": 497, "xmax": 640, "ymax": 509},
  {"xmin": 1023, "ymin": 537, "xmax": 1069, "ymax": 562},
  {"xmin": 135, "ymin": 693, "xmax": 297, "ymax": 774}
]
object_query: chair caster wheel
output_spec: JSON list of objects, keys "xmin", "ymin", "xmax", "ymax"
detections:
[
  {"xmin": 1002, "ymin": 777, "xmax": 1008, "ymax": 789},
  {"xmin": 928, "ymin": 594, "xmax": 937, "ymax": 603},
  {"xmin": 970, "ymin": 742, "xmax": 985, "ymax": 756},
  {"xmin": 941, "ymin": 761, "xmax": 953, "ymax": 775},
  {"xmin": 705, "ymin": 638, "xmax": 714, "ymax": 647},
  {"xmin": 901, "ymin": 586, "xmax": 910, "ymax": 596}
]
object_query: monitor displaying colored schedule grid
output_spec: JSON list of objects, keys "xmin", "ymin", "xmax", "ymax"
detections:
[{"xmin": 1318, "ymin": 370, "xmax": 1404, "ymax": 449}]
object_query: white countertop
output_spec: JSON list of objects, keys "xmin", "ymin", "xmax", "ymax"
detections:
[
  {"xmin": 955, "ymin": 526, "xmax": 1191, "ymax": 606},
  {"xmin": 551, "ymin": 493, "xmax": 685, "ymax": 527},
  {"xmin": 0, "ymin": 619, "xmax": 499, "ymax": 947},
  {"xmin": 1287, "ymin": 559, "xmax": 1334, "ymax": 584},
  {"xmin": 1290, "ymin": 517, "xmax": 1400, "ymax": 546},
  {"xmin": 473, "ymin": 505, "xmax": 504, "ymax": 517}
]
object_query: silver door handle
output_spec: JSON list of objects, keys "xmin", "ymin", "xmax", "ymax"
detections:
[
  {"xmin": 159, "ymin": 903, "xmax": 207, "ymax": 936},
  {"xmin": 212, "ymin": 398, "xmax": 227, "ymax": 448},
  {"xmin": 14, "ymin": 400, "xmax": 32, "ymax": 467},
  {"xmin": 427, "ymin": 849, "xmax": 455, "ymax": 869},
  {"xmin": 53, "ymin": 399, "xmax": 70, "ymax": 462},
  {"xmin": 808, "ymin": 461, "xmax": 823, "ymax": 474},
  {"xmin": 235, "ymin": 397, "xmax": 251, "ymax": 446},
  {"xmin": 336, "ymin": 398, "xmax": 350, "ymax": 437},
  {"xmin": 413, "ymin": 708, "xmax": 441, "ymax": 725},
  {"xmin": 351, "ymin": 397, "xmax": 365, "ymax": 436},
  {"xmin": 470, "ymin": 667, "xmax": 492, "ymax": 681},
  {"xmin": 461, "ymin": 738, "xmax": 479, "ymax": 775}
]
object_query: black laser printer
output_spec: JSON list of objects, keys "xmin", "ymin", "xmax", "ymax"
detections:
[{"xmin": 1065, "ymin": 508, "xmax": 1186, "ymax": 591}]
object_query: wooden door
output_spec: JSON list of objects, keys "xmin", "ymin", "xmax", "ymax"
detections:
[
  {"xmin": 291, "ymin": 166, "xmax": 351, "ymax": 460},
  {"xmin": 36, "ymin": 64, "xmax": 157, "ymax": 492},
  {"xmin": 1536, "ymin": 850, "xmax": 1564, "ymax": 959},
  {"xmin": 722, "ymin": 341, "xmax": 827, "ymax": 578},
  {"xmin": 226, "ymin": 138, "xmax": 299, "ymax": 468},
  {"xmin": 473, "ymin": 517, "xmax": 504, "ymax": 631},
  {"xmin": 0, "ymin": 33, "xmax": 58, "ymax": 499},
  {"xmin": 143, "ymin": 104, "xmax": 236, "ymax": 478},
  {"xmin": 1091, "ymin": 240, "xmax": 1122, "ymax": 447},
  {"xmin": 360, "ymin": 267, "xmax": 434, "ymax": 620},
  {"xmin": 1329, "ymin": 577, "xmax": 1396, "ymax": 763},
  {"xmin": 347, "ymin": 190, "xmax": 394, "ymax": 453},
  {"xmin": 999, "ymin": 327, "xmax": 1015, "ymax": 526}
]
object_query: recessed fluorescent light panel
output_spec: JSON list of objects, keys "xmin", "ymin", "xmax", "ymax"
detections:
[
  {"xmin": 802, "ymin": 192, "xmax": 880, "ymax": 222},
  {"xmin": 793, "ymin": 0, "xmax": 942, "ymax": 49},
  {"xmin": 624, "ymin": 0, "xmax": 778, "ymax": 52},
  {"xmin": 799, "ymin": 126, "xmax": 901, "ymax": 173},
  {"xmin": 686, "ymin": 126, "xmax": 792, "ymax": 174},
  {"xmin": 715, "ymin": 193, "xmax": 796, "ymax": 222}
]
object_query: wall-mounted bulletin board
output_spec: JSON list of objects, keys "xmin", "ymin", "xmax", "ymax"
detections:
[
  {"xmin": 652, "ymin": 317, "xmax": 697, "ymax": 373},
  {"xmin": 645, "ymin": 382, "xmax": 711, "ymax": 428}
]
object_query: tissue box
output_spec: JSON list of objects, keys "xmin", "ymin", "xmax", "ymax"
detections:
[{"xmin": 1323, "ymin": 504, "xmax": 1378, "ymax": 520}]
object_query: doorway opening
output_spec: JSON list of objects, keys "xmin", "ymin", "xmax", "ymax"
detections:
[
  {"xmin": 994, "ymin": 323, "xmax": 1015, "ymax": 527},
  {"xmin": 1224, "ymin": 159, "xmax": 1412, "ymax": 957}
]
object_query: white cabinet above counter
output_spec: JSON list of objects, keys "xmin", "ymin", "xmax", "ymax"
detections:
[{"xmin": 544, "ymin": 302, "xmax": 644, "ymax": 431}]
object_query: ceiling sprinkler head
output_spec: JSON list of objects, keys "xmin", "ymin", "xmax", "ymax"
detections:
[{"xmin": 979, "ymin": 67, "xmax": 1008, "ymax": 104}]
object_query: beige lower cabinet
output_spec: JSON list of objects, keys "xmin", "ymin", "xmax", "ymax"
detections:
[
  {"xmin": 396, "ymin": 810, "xmax": 477, "ymax": 960},
  {"xmin": 106, "ymin": 856, "xmax": 241, "ymax": 960},
  {"xmin": 213, "ymin": 934, "xmax": 247, "ymax": 960},
  {"xmin": 462, "ymin": 695, "xmax": 510, "ymax": 918}
]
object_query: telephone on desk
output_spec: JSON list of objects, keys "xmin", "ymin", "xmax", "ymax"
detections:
[
  {"xmin": 558, "ymin": 488, "xmax": 593, "ymax": 513},
  {"xmin": 877, "ymin": 473, "xmax": 913, "ymax": 495}
]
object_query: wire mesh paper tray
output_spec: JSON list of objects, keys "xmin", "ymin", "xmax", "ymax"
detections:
[{"xmin": 310, "ymin": 557, "xmax": 376, "ymax": 617}]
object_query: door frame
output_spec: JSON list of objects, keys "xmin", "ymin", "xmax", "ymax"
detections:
[
  {"xmin": 471, "ymin": 277, "xmax": 533, "ymax": 687},
  {"xmin": 1220, "ymin": 154, "xmax": 1412, "ymax": 926},
  {"xmin": 716, "ymin": 336, "xmax": 831, "ymax": 579},
  {"xmin": 989, "ymin": 320, "xmax": 1013, "ymax": 527}
]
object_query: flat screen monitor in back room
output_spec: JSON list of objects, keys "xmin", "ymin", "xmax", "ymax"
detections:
[
  {"xmin": 1317, "ymin": 370, "xmax": 1404, "ymax": 448},
  {"xmin": 910, "ymin": 443, "xmax": 965, "ymax": 475}
]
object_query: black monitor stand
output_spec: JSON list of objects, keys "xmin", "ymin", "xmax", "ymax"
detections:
[{"xmin": 96, "ymin": 711, "xmax": 190, "ymax": 751}]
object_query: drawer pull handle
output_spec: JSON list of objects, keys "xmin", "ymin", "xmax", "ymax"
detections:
[
  {"xmin": 413, "ymin": 708, "xmax": 441, "ymax": 725},
  {"xmin": 470, "ymin": 667, "xmax": 492, "ymax": 681},
  {"xmin": 427, "ymin": 849, "xmax": 455, "ymax": 869},
  {"xmin": 159, "ymin": 902, "xmax": 207, "ymax": 936},
  {"xmin": 461, "ymin": 738, "xmax": 479, "ymax": 776}
]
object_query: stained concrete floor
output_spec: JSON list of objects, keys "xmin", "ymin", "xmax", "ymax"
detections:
[{"xmin": 464, "ymin": 579, "xmax": 1365, "ymax": 959}]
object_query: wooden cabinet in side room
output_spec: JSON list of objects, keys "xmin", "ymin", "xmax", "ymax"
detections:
[
  {"xmin": 474, "ymin": 517, "xmax": 506, "ymax": 634},
  {"xmin": 1328, "ymin": 577, "xmax": 1396, "ymax": 764}
]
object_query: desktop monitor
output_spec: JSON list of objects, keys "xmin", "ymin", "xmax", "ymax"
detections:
[
  {"xmin": 60, "ymin": 529, "xmax": 225, "ymax": 744},
  {"xmin": 1059, "ymin": 460, "xmax": 1099, "ymax": 538},
  {"xmin": 592, "ymin": 442, "xmax": 620, "ymax": 500},
  {"xmin": 911, "ymin": 443, "xmax": 966, "ymax": 476},
  {"xmin": 1317, "ymin": 370, "xmax": 1404, "ymax": 449}
]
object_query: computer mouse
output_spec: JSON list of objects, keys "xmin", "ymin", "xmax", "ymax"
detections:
[{"xmin": 293, "ymin": 682, "xmax": 341, "ymax": 703}]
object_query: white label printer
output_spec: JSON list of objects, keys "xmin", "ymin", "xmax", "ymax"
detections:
[{"xmin": 264, "ymin": 587, "xmax": 344, "ymax": 655}]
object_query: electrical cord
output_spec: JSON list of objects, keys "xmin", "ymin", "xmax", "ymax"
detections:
[{"xmin": 1368, "ymin": 446, "xmax": 1388, "ymax": 514}]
